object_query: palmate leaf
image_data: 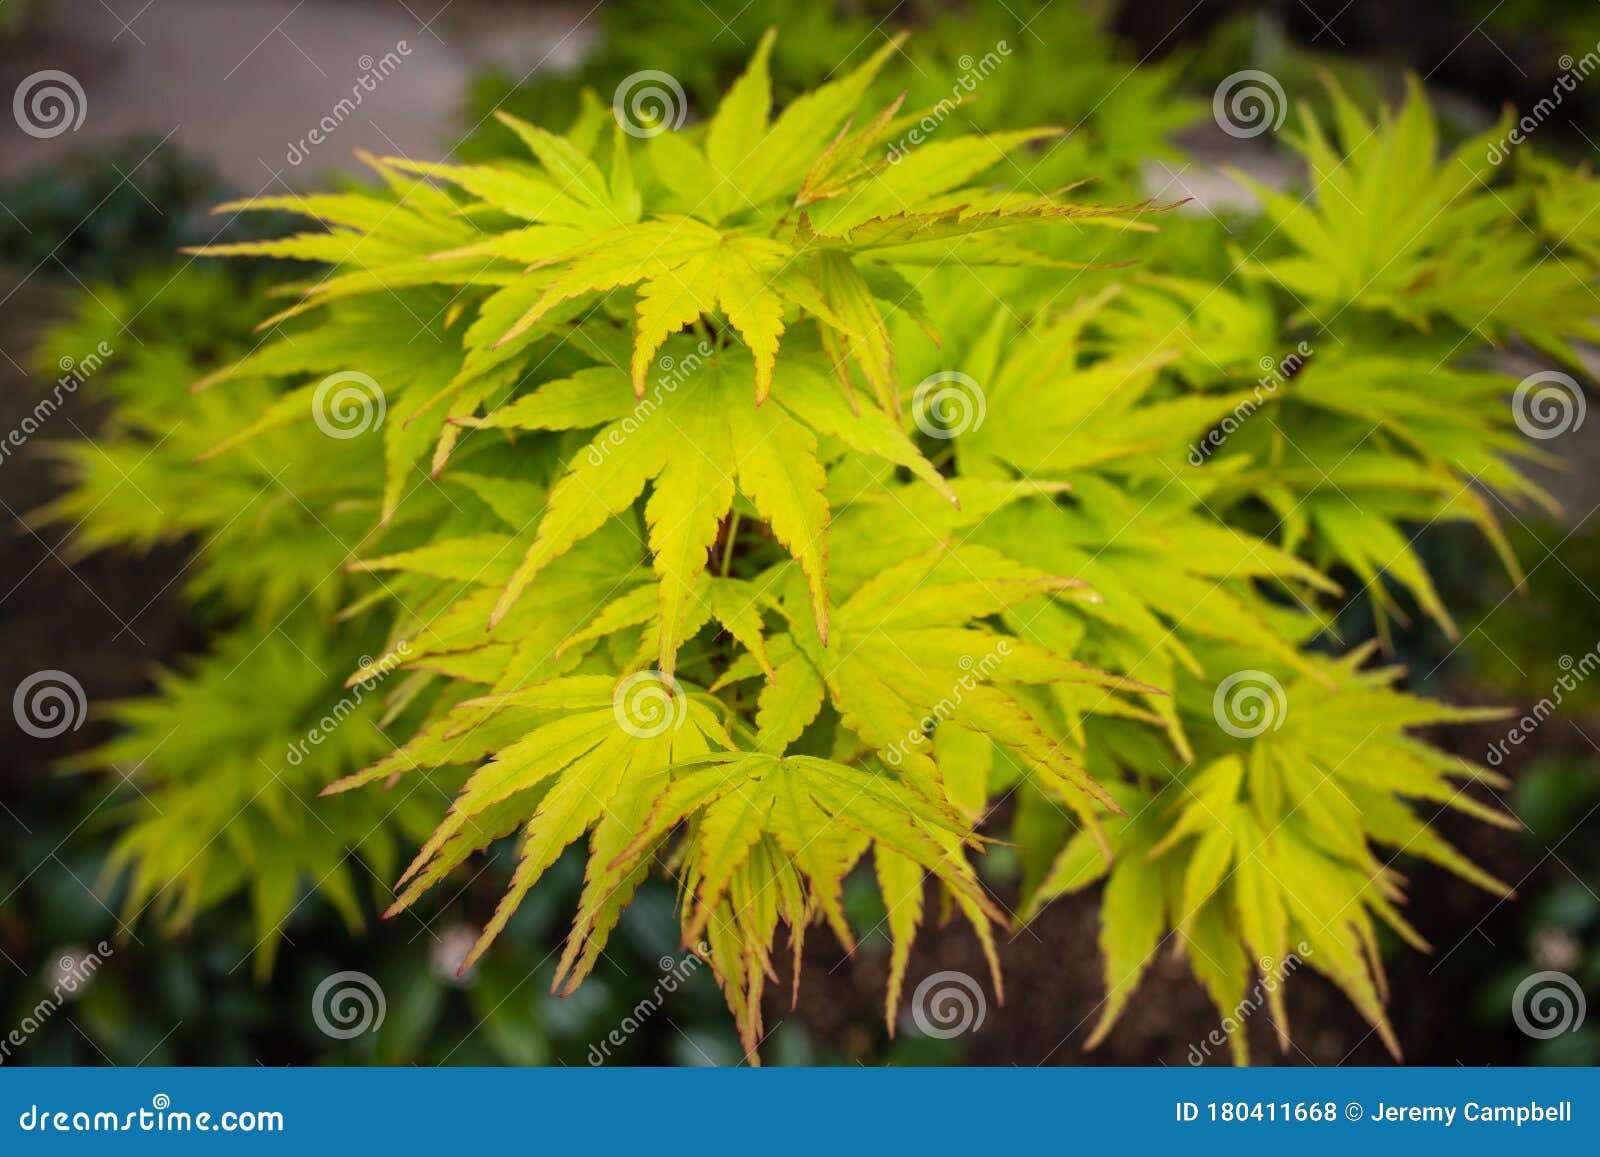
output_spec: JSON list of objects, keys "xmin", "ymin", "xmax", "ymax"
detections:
[
  {"xmin": 1237, "ymin": 77, "xmax": 1600, "ymax": 364},
  {"xmin": 746, "ymin": 539, "xmax": 1160, "ymax": 826},
  {"xmin": 474, "ymin": 336, "xmax": 961, "ymax": 671},
  {"xmin": 606, "ymin": 749, "xmax": 997, "ymax": 1061},
  {"xmin": 327, "ymin": 675, "xmax": 734, "ymax": 972},
  {"xmin": 1030, "ymin": 646, "xmax": 1516, "ymax": 1062},
  {"xmin": 476, "ymin": 342, "xmax": 833, "ymax": 668},
  {"xmin": 352, "ymin": 507, "xmax": 653, "ymax": 702},
  {"xmin": 953, "ymin": 289, "xmax": 1274, "ymax": 478},
  {"xmin": 187, "ymin": 289, "xmax": 499, "ymax": 525},
  {"xmin": 197, "ymin": 27, "xmax": 1148, "ymax": 435},
  {"xmin": 493, "ymin": 217, "xmax": 799, "ymax": 397},
  {"xmin": 973, "ymin": 493, "xmax": 1335, "ymax": 763},
  {"xmin": 1091, "ymin": 276, "xmax": 1282, "ymax": 387},
  {"xmin": 1202, "ymin": 352, "xmax": 1554, "ymax": 637},
  {"xmin": 70, "ymin": 617, "xmax": 440, "ymax": 979},
  {"xmin": 534, "ymin": 492, "xmax": 1150, "ymax": 824},
  {"xmin": 28, "ymin": 267, "xmax": 403, "ymax": 620}
]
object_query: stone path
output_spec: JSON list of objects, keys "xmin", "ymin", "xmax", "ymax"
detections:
[{"xmin": 1, "ymin": 0, "xmax": 596, "ymax": 189}]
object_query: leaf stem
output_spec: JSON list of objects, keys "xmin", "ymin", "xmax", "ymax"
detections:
[{"xmin": 719, "ymin": 511, "xmax": 742, "ymax": 576}]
